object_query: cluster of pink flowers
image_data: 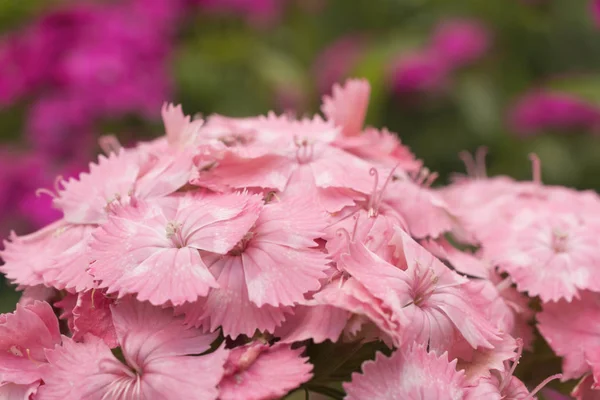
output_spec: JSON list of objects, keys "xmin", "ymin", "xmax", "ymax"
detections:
[
  {"xmin": 391, "ymin": 19, "xmax": 490, "ymax": 94},
  {"xmin": 1, "ymin": 78, "xmax": 597, "ymax": 399}
]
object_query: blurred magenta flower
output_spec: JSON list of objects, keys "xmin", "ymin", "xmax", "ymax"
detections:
[
  {"xmin": 0, "ymin": 0, "xmax": 184, "ymax": 238},
  {"xmin": 593, "ymin": 0, "xmax": 600, "ymax": 27},
  {"xmin": 313, "ymin": 34, "xmax": 367, "ymax": 93},
  {"xmin": 391, "ymin": 50, "xmax": 450, "ymax": 93},
  {"xmin": 389, "ymin": 18, "xmax": 489, "ymax": 95},
  {"xmin": 26, "ymin": 95, "xmax": 94, "ymax": 158},
  {"xmin": 509, "ymin": 90, "xmax": 600, "ymax": 135},
  {"xmin": 0, "ymin": 148, "xmax": 85, "ymax": 237},
  {"xmin": 431, "ymin": 19, "xmax": 490, "ymax": 69}
]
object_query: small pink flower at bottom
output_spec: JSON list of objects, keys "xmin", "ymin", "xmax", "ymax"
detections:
[
  {"xmin": 537, "ymin": 291, "xmax": 600, "ymax": 380},
  {"xmin": 39, "ymin": 298, "xmax": 228, "ymax": 400},
  {"xmin": 218, "ymin": 342, "xmax": 313, "ymax": 400},
  {"xmin": 0, "ymin": 301, "xmax": 61, "ymax": 387},
  {"xmin": 343, "ymin": 344, "xmax": 468, "ymax": 399}
]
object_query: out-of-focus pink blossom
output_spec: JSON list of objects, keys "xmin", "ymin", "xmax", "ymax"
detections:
[
  {"xmin": 509, "ymin": 90, "xmax": 600, "ymax": 135},
  {"xmin": 432, "ymin": 19, "xmax": 490, "ymax": 69},
  {"xmin": 313, "ymin": 35, "xmax": 368, "ymax": 93},
  {"xmin": 390, "ymin": 50, "xmax": 451, "ymax": 93},
  {"xmin": 593, "ymin": 0, "xmax": 600, "ymax": 27}
]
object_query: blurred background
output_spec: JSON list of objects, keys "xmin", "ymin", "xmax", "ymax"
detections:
[{"xmin": 0, "ymin": 0, "xmax": 599, "ymax": 311}]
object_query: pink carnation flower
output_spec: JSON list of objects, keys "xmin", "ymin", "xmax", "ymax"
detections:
[
  {"xmin": 509, "ymin": 90, "xmax": 600, "ymax": 135},
  {"xmin": 39, "ymin": 298, "xmax": 228, "ymax": 400},
  {"xmin": 538, "ymin": 291, "xmax": 600, "ymax": 380},
  {"xmin": 391, "ymin": 50, "xmax": 450, "ymax": 94},
  {"xmin": 431, "ymin": 19, "xmax": 490, "ymax": 69},
  {"xmin": 89, "ymin": 192, "xmax": 263, "ymax": 306},
  {"xmin": 0, "ymin": 301, "xmax": 61, "ymax": 393},
  {"xmin": 218, "ymin": 342, "xmax": 312, "ymax": 400},
  {"xmin": 335, "ymin": 227, "xmax": 500, "ymax": 351},
  {"xmin": 180, "ymin": 195, "xmax": 329, "ymax": 337},
  {"xmin": 344, "ymin": 345, "xmax": 469, "ymax": 399}
]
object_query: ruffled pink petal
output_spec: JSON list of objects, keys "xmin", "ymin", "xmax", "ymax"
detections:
[
  {"xmin": 309, "ymin": 146, "xmax": 377, "ymax": 194},
  {"xmin": 537, "ymin": 291, "xmax": 600, "ymax": 380},
  {"xmin": 183, "ymin": 255, "xmax": 289, "ymax": 338},
  {"xmin": 343, "ymin": 345, "xmax": 467, "ymax": 400},
  {"xmin": 0, "ymin": 221, "xmax": 84, "ymax": 287},
  {"xmin": 454, "ymin": 333, "xmax": 517, "ymax": 383},
  {"xmin": 134, "ymin": 148, "xmax": 195, "ymax": 199},
  {"xmin": 274, "ymin": 304, "xmax": 348, "ymax": 344},
  {"xmin": 140, "ymin": 348, "xmax": 228, "ymax": 400},
  {"xmin": 161, "ymin": 102, "xmax": 203, "ymax": 149},
  {"xmin": 314, "ymin": 279, "xmax": 402, "ymax": 346},
  {"xmin": 321, "ymin": 78, "xmax": 370, "ymax": 137},
  {"xmin": 54, "ymin": 150, "xmax": 140, "ymax": 224},
  {"xmin": 39, "ymin": 335, "xmax": 141, "ymax": 400},
  {"xmin": 191, "ymin": 150, "xmax": 294, "ymax": 192},
  {"xmin": 111, "ymin": 297, "xmax": 218, "ymax": 365},
  {"xmin": 72, "ymin": 290, "xmax": 117, "ymax": 348},
  {"xmin": 39, "ymin": 225, "xmax": 96, "ymax": 292},
  {"xmin": 386, "ymin": 180, "xmax": 455, "ymax": 239},
  {"xmin": 219, "ymin": 343, "xmax": 313, "ymax": 400},
  {"xmin": 0, "ymin": 382, "xmax": 38, "ymax": 400},
  {"xmin": 283, "ymin": 165, "xmax": 357, "ymax": 213},
  {"xmin": 242, "ymin": 242, "xmax": 328, "ymax": 307},
  {"xmin": 0, "ymin": 301, "xmax": 61, "ymax": 385}
]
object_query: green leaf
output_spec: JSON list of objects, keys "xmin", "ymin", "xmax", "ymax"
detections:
[{"xmin": 547, "ymin": 75, "xmax": 600, "ymax": 105}]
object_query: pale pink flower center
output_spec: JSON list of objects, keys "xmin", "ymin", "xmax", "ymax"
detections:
[
  {"xmin": 219, "ymin": 133, "xmax": 252, "ymax": 147},
  {"xmin": 408, "ymin": 264, "xmax": 439, "ymax": 307},
  {"xmin": 294, "ymin": 137, "xmax": 315, "ymax": 164},
  {"xmin": 550, "ymin": 229, "xmax": 569, "ymax": 253},
  {"xmin": 166, "ymin": 221, "xmax": 186, "ymax": 248}
]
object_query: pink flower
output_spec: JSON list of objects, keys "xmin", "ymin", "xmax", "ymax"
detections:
[
  {"xmin": 390, "ymin": 50, "xmax": 450, "ymax": 94},
  {"xmin": 538, "ymin": 291, "xmax": 600, "ymax": 380},
  {"xmin": 344, "ymin": 345, "xmax": 469, "ymax": 399},
  {"xmin": 218, "ymin": 342, "xmax": 313, "ymax": 400},
  {"xmin": 431, "ymin": 19, "xmax": 490, "ymax": 68},
  {"xmin": 313, "ymin": 35, "xmax": 368, "ymax": 94},
  {"xmin": 39, "ymin": 298, "xmax": 228, "ymax": 400},
  {"xmin": 593, "ymin": 0, "xmax": 600, "ymax": 28},
  {"xmin": 0, "ymin": 302, "xmax": 61, "ymax": 388},
  {"xmin": 181, "ymin": 195, "xmax": 329, "ymax": 337},
  {"xmin": 509, "ymin": 90, "xmax": 600, "ymax": 135},
  {"xmin": 352, "ymin": 227, "xmax": 499, "ymax": 350},
  {"xmin": 485, "ymin": 210, "xmax": 600, "ymax": 302},
  {"xmin": 1, "ymin": 220, "xmax": 95, "ymax": 291},
  {"xmin": 89, "ymin": 192, "xmax": 263, "ymax": 306}
]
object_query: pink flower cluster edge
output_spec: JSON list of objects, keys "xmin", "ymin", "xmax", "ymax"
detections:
[{"xmin": 0, "ymin": 79, "xmax": 596, "ymax": 399}]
